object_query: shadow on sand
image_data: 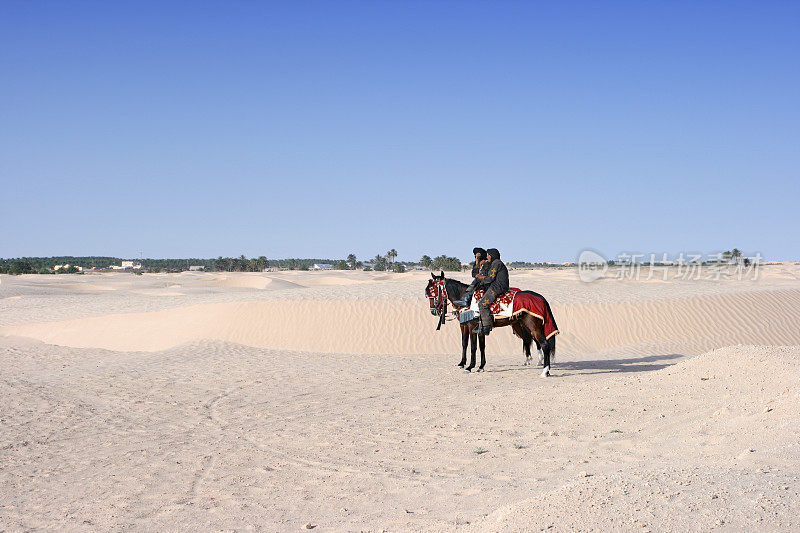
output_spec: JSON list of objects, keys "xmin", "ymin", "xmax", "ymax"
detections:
[{"xmin": 486, "ymin": 353, "xmax": 686, "ymax": 376}]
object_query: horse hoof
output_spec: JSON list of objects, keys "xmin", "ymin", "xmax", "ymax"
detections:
[
  {"xmin": 457, "ymin": 363, "xmax": 465, "ymax": 368},
  {"xmin": 476, "ymin": 368, "xmax": 485, "ymax": 373},
  {"xmin": 540, "ymin": 366, "xmax": 551, "ymax": 378},
  {"xmin": 464, "ymin": 368, "xmax": 473, "ymax": 373}
]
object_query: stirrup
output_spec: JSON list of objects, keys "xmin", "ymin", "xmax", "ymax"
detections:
[{"xmin": 454, "ymin": 294, "xmax": 472, "ymax": 308}]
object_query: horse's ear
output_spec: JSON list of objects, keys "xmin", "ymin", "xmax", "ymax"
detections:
[{"xmin": 440, "ymin": 270, "xmax": 445, "ymax": 278}]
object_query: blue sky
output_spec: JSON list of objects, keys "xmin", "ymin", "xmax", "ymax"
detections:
[{"xmin": 2, "ymin": 1, "xmax": 798, "ymax": 261}]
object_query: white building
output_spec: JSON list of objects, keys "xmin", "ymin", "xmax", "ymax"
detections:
[
  {"xmin": 188, "ymin": 265, "xmax": 205, "ymax": 271},
  {"xmin": 311, "ymin": 263, "xmax": 333, "ymax": 270},
  {"xmin": 111, "ymin": 261, "xmax": 142, "ymax": 270}
]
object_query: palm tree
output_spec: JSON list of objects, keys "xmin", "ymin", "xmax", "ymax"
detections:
[
  {"xmin": 731, "ymin": 248, "xmax": 742, "ymax": 261},
  {"xmin": 387, "ymin": 249, "xmax": 398, "ymax": 264}
]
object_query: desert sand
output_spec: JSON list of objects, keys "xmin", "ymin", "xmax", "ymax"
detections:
[{"xmin": 1, "ymin": 265, "xmax": 799, "ymax": 531}]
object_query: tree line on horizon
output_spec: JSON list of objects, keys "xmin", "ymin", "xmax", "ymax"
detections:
[
  {"xmin": 1, "ymin": 247, "xmax": 761, "ymax": 275},
  {"xmin": 0, "ymin": 251, "xmax": 466, "ymax": 275}
]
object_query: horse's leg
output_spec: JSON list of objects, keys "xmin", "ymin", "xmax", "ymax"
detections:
[
  {"xmin": 525, "ymin": 315, "xmax": 543, "ymax": 365},
  {"xmin": 458, "ymin": 325, "xmax": 468, "ymax": 368},
  {"xmin": 535, "ymin": 323, "xmax": 551, "ymax": 378},
  {"xmin": 536, "ymin": 338, "xmax": 544, "ymax": 366},
  {"xmin": 465, "ymin": 330, "xmax": 478, "ymax": 372},
  {"xmin": 522, "ymin": 315, "xmax": 550, "ymax": 377},
  {"xmin": 478, "ymin": 331, "xmax": 487, "ymax": 371},
  {"xmin": 521, "ymin": 329, "xmax": 532, "ymax": 366},
  {"xmin": 466, "ymin": 320, "xmax": 478, "ymax": 372},
  {"xmin": 512, "ymin": 323, "xmax": 532, "ymax": 366}
]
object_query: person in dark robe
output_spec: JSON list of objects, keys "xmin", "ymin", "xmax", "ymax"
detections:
[{"xmin": 475, "ymin": 248, "xmax": 509, "ymax": 335}]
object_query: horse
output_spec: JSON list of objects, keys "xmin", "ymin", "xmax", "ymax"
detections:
[{"xmin": 425, "ymin": 271, "xmax": 557, "ymax": 377}]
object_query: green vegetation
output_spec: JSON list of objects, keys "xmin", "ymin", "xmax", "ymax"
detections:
[
  {"xmin": 0, "ymin": 256, "xmax": 117, "ymax": 274},
  {"xmin": 1, "ymin": 249, "xmax": 478, "ymax": 275},
  {"xmin": 431, "ymin": 255, "xmax": 461, "ymax": 272},
  {"xmin": 0, "ymin": 259, "xmax": 35, "ymax": 275},
  {"xmin": 722, "ymin": 248, "xmax": 743, "ymax": 261},
  {"xmin": 371, "ymin": 254, "xmax": 388, "ymax": 271},
  {"xmin": 212, "ymin": 255, "xmax": 269, "ymax": 272}
]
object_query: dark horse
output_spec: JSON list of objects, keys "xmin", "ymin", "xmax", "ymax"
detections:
[{"xmin": 425, "ymin": 271, "xmax": 557, "ymax": 376}]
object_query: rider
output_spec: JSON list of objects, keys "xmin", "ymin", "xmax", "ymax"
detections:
[
  {"xmin": 453, "ymin": 247, "xmax": 488, "ymax": 308},
  {"xmin": 476, "ymin": 248, "xmax": 509, "ymax": 336}
]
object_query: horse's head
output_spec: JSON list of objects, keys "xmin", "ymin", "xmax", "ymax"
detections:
[{"xmin": 425, "ymin": 271, "xmax": 447, "ymax": 316}]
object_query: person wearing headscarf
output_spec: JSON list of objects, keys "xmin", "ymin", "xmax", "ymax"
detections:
[
  {"xmin": 475, "ymin": 248, "xmax": 509, "ymax": 335},
  {"xmin": 453, "ymin": 247, "xmax": 488, "ymax": 308}
]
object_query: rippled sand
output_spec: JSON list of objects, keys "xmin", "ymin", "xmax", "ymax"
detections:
[{"xmin": 1, "ymin": 266, "xmax": 799, "ymax": 530}]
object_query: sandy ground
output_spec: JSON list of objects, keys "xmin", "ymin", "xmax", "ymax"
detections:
[{"xmin": 1, "ymin": 266, "xmax": 799, "ymax": 531}]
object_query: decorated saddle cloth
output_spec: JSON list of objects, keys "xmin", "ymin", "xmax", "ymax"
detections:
[
  {"xmin": 462, "ymin": 288, "xmax": 560, "ymax": 340},
  {"xmin": 469, "ymin": 287, "xmax": 521, "ymax": 317}
]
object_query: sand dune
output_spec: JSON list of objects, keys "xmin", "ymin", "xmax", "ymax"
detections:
[
  {"xmin": 129, "ymin": 289, "xmax": 186, "ymax": 296},
  {"xmin": 208, "ymin": 274, "xmax": 305, "ymax": 290},
  {"xmin": 4, "ymin": 288, "xmax": 800, "ymax": 356},
  {"xmin": 300, "ymin": 276, "xmax": 366, "ymax": 286},
  {"xmin": 1, "ymin": 268, "xmax": 799, "ymax": 531},
  {"xmin": 58, "ymin": 283, "xmax": 117, "ymax": 291}
]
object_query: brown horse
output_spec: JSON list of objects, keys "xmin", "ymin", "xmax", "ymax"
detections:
[{"xmin": 425, "ymin": 271, "xmax": 557, "ymax": 376}]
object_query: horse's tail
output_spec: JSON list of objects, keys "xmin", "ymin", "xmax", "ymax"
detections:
[{"xmin": 541, "ymin": 295, "xmax": 558, "ymax": 363}]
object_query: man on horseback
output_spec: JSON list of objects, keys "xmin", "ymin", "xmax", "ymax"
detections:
[
  {"xmin": 453, "ymin": 247, "xmax": 488, "ymax": 308},
  {"xmin": 475, "ymin": 248, "xmax": 509, "ymax": 336}
]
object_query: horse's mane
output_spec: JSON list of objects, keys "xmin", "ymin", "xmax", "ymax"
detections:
[{"xmin": 445, "ymin": 277, "xmax": 468, "ymax": 299}]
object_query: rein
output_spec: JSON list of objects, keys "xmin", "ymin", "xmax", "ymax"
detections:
[
  {"xmin": 436, "ymin": 282, "xmax": 447, "ymax": 331},
  {"xmin": 430, "ymin": 279, "xmax": 460, "ymax": 331}
]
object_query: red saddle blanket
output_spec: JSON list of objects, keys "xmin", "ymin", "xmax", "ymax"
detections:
[{"xmin": 471, "ymin": 288, "xmax": 559, "ymax": 340}]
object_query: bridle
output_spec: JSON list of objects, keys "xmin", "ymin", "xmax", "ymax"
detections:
[{"xmin": 427, "ymin": 279, "xmax": 449, "ymax": 331}]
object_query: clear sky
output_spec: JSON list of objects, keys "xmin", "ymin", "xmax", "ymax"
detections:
[{"xmin": 2, "ymin": 1, "xmax": 798, "ymax": 262}]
